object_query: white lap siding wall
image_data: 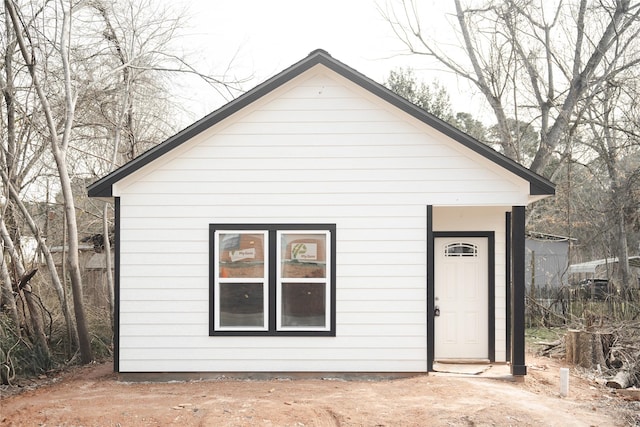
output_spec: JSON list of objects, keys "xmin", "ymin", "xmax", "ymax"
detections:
[{"xmin": 113, "ymin": 67, "xmax": 530, "ymax": 372}]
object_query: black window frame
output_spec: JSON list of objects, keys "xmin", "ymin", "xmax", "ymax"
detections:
[{"xmin": 209, "ymin": 223, "xmax": 336, "ymax": 336}]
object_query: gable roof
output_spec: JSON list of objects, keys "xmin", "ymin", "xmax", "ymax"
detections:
[{"xmin": 88, "ymin": 49, "xmax": 555, "ymax": 198}]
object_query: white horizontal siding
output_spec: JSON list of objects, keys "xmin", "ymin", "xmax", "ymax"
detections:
[
  {"xmin": 119, "ymin": 193, "xmax": 524, "ymax": 208},
  {"xmin": 119, "ymin": 204, "xmax": 424, "ymax": 219},
  {"xmin": 120, "ymin": 311, "xmax": 206, "ymax": 325},
  {"xmin": 150, "ymin": 156, "xmax": 480, "ymax": 170},
  {"xmin": 241, "ymin": 108, "xmax": 394, "ymax": 122},
  {"xmin": 121, "ymin": 359, "xmax": 427, "ymax": 373},
  {"xmin": 114, "ymin": 67, "xmax": 529, "ymax": 372},
  {"xmin": 121, "ymin": 323, "xmax": 425, "ymax": 337},
  {"xmin": 119, "ymin": 294, "xmax": 424, "ymax": 314},
  {"xmin": 118, "ymin": 336, "xmax": 422, "ymax": 350},
  {"xmin": 126, "ymin": 179, "xmax": 512, "ymax": 195},
  {"xmin": 119, "ymin": 347, "xmax": 422, "ymax": 361},
  {"xmin": 140, "ymin": 167, "xmax": 492, "ymax": 183}
]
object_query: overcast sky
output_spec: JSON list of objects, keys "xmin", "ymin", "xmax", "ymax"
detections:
[{"xmin": 169, "ymin": 0, "xmax": 483, "ymax": 123}]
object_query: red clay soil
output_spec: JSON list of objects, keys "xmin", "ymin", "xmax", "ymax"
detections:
[{"xmin": 1, "ymin": 352, "xmax": 638, "ymax": 427}]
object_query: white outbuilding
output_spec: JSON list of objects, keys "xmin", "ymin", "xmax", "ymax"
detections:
[{"xmin": 88, "ymin": 50, "xmax": 554, "ymax": 377}]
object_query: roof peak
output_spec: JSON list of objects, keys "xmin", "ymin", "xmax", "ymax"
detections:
[{"xmin": 308, "ymin": 48, "xmax": 331, "ymax": 57}]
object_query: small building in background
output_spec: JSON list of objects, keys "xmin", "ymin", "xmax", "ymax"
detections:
[
  {"xmin": 84, "ymin": 251, "xmax": 114, "ymax": 309},
  {"xmin": 47, "ymin": 244, "xmax": 113, "ymax": 310},
  {"xmin": 568, "ymin": 256, "xmax": 640, "ymax": 294},
  {"xmin": 525, "ymin": 232, "xmax": 574, "ymax": 297}
]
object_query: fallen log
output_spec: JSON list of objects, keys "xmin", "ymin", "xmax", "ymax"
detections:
[
  {"xmin": 606, "ymin": 370, "xmax": 633, "ymax": 389},
  {"xmin": 536, "ymin": 340, "xmax": 564, "ymax": 358}
]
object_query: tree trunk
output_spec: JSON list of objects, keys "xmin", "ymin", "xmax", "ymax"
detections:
[
  {"xmin": 103, "ymin": 204, "xmax": 115, "ymax": 330},
  {"xmin": 54, "ymin": 150, "xmax": 93, "ymax": 364},
  {"xmin": 0, "ymin": 254, "xmax": 20, "ymax": 335},
  {"xmin": 612, "ymin": 186, "xmax": 632, "ymax": 298},
  {"xmin": 21, "ymin": 287, "xmax": 51, "ymax": 361}
]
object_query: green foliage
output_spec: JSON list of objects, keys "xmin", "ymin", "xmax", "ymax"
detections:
[
  {"xmin": 384, "ymin": 68, "xmax": 455, "ymax": 122},
  {"xmin": 526, "ymin": 326, "xmax": 563, "ymax": 342},
  {"xmin": 384, "ymin": 68, "xmax": 488, "ymax": 142},
  {"xmin": 454, "ymin": 112, "xmax": 487, "ymax": 143},
  {"xmin": 487, "ymin": 118, "xmax": 539, "ymax": 166}
]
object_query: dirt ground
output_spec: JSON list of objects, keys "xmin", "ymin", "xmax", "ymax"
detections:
[{"xmin": 1, "ymin": 352, "xmax": 639, "ymax": 427}]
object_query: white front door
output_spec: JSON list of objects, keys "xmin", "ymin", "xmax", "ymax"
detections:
[{"xmin": 434, "ymin": 237, "xmax": 488, "ymax": 361}]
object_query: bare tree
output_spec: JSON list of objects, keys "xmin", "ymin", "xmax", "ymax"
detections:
[
  {"xmin": 3, "ymin": 0, "xmax": 248, "ymax": 372},
  {"xmin": 6, "ymin": 0, "xmax": 93, "ymax": 363},
  {"xmin": 582, "ymin": 78, "xmax": 640, "ymax": 295},
  {"xmin": 382, "ymin": 0, "xmax": 640, "ymax": 175},
  {"xmin": 1, "ymin": 1, "xmax": 78, "ymax": 353}
]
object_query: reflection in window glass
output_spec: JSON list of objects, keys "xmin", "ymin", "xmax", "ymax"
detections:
[
  {"xmin": 219, "ymin": 283, "xmax": 264, "ymax": 327},
  {"xmin": 218, "ymin": 233, "xmax": 265, "ymax": 278},
  {"xmin": 281, "ymin": 283, "xmax": 326, "ymax": 327},
  {"xmin": 280, "ymin": 233, "xmax": 326, "ymax": 278}
]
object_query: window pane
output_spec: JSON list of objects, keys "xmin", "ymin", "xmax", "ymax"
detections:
[
  {"xmin": 280, "ymin": 233, "xmax": 326, "ymax": 278},
  {"xmin": 219, "ymin": 283, "xmax": 264, "ymax": 327},
  {"xmin": 444, "ymin": 242, "xmax": 478, "ymax": 257},
  {"xmin": 218, "ymin": 233, "xmax": 265, "ymax": 278},
  {"xmin": 281, "ymin": 283, "xmax": 326, "ymax": 327}
]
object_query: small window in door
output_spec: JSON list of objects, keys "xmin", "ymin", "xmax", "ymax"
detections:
[{"xmin": 444, "ymin": 242, "xmax": 478, "ymax": 257}]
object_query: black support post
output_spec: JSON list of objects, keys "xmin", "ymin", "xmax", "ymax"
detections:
[
  {"xmin": 113, "ymin": 197, "xmax": 120, "ymax": 373},
  {"xmin": 505, "ymin": 212, "xmax": 511, "ymax": 363},
  {"xmin": 510, "ymin": 206, "xmax": 527, "ymax": 376},
  {"xmin": 426, "ymin": 205, "xmax": 434, "ymax": 372}
]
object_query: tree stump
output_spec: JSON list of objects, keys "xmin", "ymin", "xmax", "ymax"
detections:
[{"xmin": 565, "ymin": 329, "xmax": 611, "ymax": 369}]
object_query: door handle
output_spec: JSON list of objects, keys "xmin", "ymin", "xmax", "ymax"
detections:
[{"xmin": 434, "ymin": 306, "xmax": 440, "ymax": 317}]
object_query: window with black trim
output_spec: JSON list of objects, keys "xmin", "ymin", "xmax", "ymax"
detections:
[{"xmin": 210, "ymin": 224, "xmax": 336, "ymax": 336}]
